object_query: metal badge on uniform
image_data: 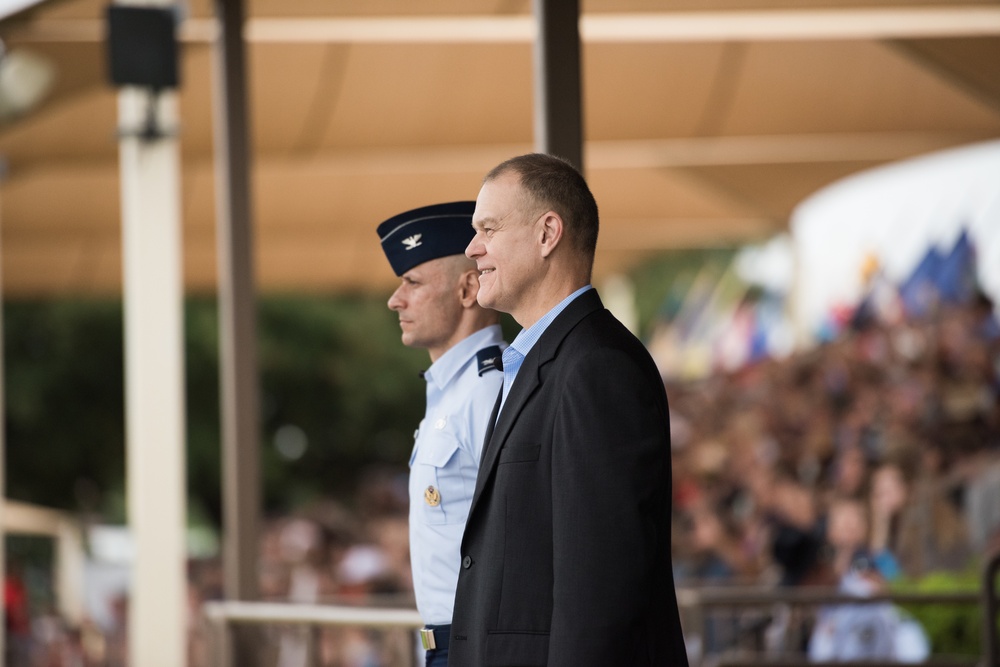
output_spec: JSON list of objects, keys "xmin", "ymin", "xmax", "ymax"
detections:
[
  {"xmin": 424, "ymin": 485, "xmax": 441, "ymax": 506},
  {"xmin": 477, "ymin": 345, "xmax": 503, "ymax": 376}
]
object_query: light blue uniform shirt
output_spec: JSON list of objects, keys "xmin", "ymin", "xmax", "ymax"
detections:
[
  {"xmin": 500, "ymin": 285, "xmax": 593, "ymax": 410},
  {"xmin": 409, "ymin": 324, "xmax": 505, "ymax": 625}
]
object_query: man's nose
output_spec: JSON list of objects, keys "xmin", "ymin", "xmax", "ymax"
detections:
[
  {"xmin": 387, "ymin": 287, "xmax": 403, "ymax": 310},
  {"xmin": 466, "ymin": 233, "xmax": 484, "ymax": 260}
]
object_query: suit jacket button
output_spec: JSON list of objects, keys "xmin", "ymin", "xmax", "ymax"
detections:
[{"xmin": 462, "ymin": 555, "xmax": 473, "ymax": 569}]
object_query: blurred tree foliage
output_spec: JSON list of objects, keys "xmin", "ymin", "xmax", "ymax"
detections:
[
  {"xmin": 4, "ymin": 294, "xmax": 428, "ymax": 526},
  {"xmin": 3, "ymin": 251, "xmax": 725, "ymax": 527},
  {"xmin": 893, "ymin": 565, "xmax": 999, "ymax": 656},
  {"xmin": 627, "ymin": 248, "xmax": 736, "ymax": 340}
]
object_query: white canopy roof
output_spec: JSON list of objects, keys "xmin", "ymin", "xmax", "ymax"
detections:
[{"xmin": 0, "ymin": 0, "xmax": 998, "ymax": 296}]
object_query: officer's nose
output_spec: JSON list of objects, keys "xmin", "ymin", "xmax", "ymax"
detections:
[{"xmin": 387, "ymin": 286, "xmax": 404, "ymax": 311}]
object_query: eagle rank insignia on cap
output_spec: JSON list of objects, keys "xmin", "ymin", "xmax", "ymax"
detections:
[{"xmin": 376, "ymin": 201, "xmax": 476, "ymax": 276}]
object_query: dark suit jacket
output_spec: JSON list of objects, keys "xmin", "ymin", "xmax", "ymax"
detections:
[{"xmin": 449, "ymin": 289, "xmax": 688, "ymax": 667}]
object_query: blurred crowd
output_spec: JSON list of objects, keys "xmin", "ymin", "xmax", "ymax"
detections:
[
  {"xmin": 667, "ymin": 292, "xmax": 1000, "ymax": 659},
  {"xmin": 6, "ymin": 292, "xmax": 1000, "ymax": 666},
  {"xmin": 669, "ymin": 293, "xmax": 999, "ymax": 588}
]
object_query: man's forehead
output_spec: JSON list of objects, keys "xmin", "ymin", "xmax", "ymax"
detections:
[
  {"xmin": 402, "ymin": 258, "xmax": 439, "ymax": 279},
  {"xmin": 404, "ymin": 254, "xmax": 460, "ymax": 278},
  {"xmin": 472, "ymin": 209, "xmax": 513, "ymax": 226}
]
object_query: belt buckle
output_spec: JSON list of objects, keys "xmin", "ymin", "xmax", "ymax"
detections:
[{"xmin": 419, "ymin": 628, "xmax": 437, "ymax": 651}]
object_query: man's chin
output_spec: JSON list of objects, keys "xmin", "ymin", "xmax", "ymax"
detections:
[{"xmin": 476, "ymin": 291, "xmax": 497, "ymax": 310}]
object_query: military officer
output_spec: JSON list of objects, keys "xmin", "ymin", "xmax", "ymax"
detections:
[{"xmin": 378, "ymin": 201, "xmax": 505, "ymax": 667}]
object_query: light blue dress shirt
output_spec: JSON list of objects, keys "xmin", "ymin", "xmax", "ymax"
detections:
[
  {"xmin": 408, "ymin": 324, "xmax": 505, "ymax": 625},
  {"xmin": 499, "ymin": 285, "xmax": 593, "ymax": 411}
]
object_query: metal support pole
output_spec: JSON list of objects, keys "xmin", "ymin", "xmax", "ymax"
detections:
[
  {"xmin": 533, "ymin": 0, "xmax": 583, "ymax": 172},
  {"xmin": 212, "ymin": 0, "xmax": 261, "ymax": 661},
  {"xmin": 118, "ymin": 85, "xmax": 187, "ymax": 667},
  {"xmin": 0, "ymin": 178, "xmax": 6, "ymax": 665},
  {"xmin": 984, "ymin": 548, "xmax": 1000, "ymax": 667}
]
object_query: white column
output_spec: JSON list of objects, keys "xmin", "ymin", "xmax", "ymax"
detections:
[{"xmin": 118, "ymin": 86, "xmax": 187, "ymax": 667}]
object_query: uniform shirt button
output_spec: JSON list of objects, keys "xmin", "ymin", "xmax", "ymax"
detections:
[{"xmin": 462, "ymin": 556, "xmax": 473, "ymax": 569}]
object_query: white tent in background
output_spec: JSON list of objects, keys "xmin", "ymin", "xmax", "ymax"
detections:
[{"xmin": 790, "ymin": 139, "xmax": 1000, "ymax": 338}]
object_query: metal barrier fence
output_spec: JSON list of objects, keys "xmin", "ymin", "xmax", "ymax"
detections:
[
  {"xmin": 678, "ymin": 587, "xmax": 982, "ymax": 667},
  {"xmin": 203, "ymin": 549, "xmax": 1000, "ymax": 667},
  {"xmin": 202, "ymin": 600, "xmax": 424, "ymax": 667}
]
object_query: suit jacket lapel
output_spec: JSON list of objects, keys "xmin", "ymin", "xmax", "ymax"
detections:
[
  {"xmin": 471, "ymin": 353, "xmax": 541, "ymax": 505},
  {"xmin": 468, "ymin": 289, "xmax": 605, "ymax": 516},
  {"xmin": 480, "ymin": 387, "xmax": 502, "ymax": 459}
]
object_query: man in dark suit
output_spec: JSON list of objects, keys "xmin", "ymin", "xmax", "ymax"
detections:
[{"xmin": 449, "ymin": 153, "xmax": 689, "ymax": 667}]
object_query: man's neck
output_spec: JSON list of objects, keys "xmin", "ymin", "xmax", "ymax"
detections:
[
  {"xmin": 428, "ymin": 319, "xmax": 498, "ymax": 362},
  {"xmin": 513, "ymin": 278, "xmax": 589, "ymax": 329}
]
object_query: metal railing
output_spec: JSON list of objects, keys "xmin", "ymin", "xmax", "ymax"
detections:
[
  {"xmin": 679, "ymin": 587, "xmax": 982, "ymax": 667},
  {"xmin": 2, "ymin": 500, "xmax": 85, "ymax": 624},
  {"xmin": 203, "ymin": 600, "xmax": 423, "ymax": 667},
  {"xmin": 202, "ymin": 549, "xmax": 1000, "ymax": 667}
]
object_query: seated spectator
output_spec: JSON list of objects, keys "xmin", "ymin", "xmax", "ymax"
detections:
[
  {"xmin": 809, "ymin": 496, "xmax": 930, "ymax": 663},
  {"xmin": 874, "ymin": 454, "xmax": 973, "ymax": 579},
  {"xmin": 764, "ymin": 470, "xmax": 826, "ymax": 586}
]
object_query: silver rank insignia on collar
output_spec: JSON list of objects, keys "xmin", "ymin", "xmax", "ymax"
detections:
[{"xmin": 476, "ymin": 345, "xmax": 503, "ymax": 376}]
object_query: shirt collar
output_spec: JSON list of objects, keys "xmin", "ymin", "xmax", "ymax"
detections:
[
  {"xmin": 510, "ymin": 284, "xmax": 593, "ymax": 359},
  {"xmin": 424, "ymin": 324, "xmax": 504, "ymax": 389}
]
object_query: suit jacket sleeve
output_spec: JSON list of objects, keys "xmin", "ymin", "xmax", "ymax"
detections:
[{"xmin": 547, "ymin": 345, "xmax": 670, "ymax": 666}]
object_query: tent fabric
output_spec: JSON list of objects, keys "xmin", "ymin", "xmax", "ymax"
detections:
[
  {"xmin": 0, "ymin": 0, "xmax": 998, "ymax": 296},
  {"xmin": 791, "ymin": 138, "xmax": 1000, "ymax": 334}
]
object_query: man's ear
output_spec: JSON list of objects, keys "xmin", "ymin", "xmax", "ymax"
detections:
[
  {"xmin": 539, "ymin": 211, "xmax": 563, "ymax": 259},
  {"xmin": 458, "ymin": 269, "xmax": 480, "ymax": 308}
]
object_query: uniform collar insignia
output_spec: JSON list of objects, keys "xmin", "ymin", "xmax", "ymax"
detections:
[{"xmin": 476, "ymin": 345, "xmax": 503, "ymax": 376}]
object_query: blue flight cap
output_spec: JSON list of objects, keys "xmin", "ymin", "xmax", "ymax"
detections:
[{"xmin": 377, "ymin": 201, "xmax": 477, "ymax": 276}]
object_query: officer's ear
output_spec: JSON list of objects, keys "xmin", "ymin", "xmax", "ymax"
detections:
[{"xmin": 458, "ymin": 268, "xmax": 480, "ymax": 308}]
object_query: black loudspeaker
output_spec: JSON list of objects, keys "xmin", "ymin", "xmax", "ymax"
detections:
[{"xmin": 106, "ymin": 5, "xmax": 179, "ymax": 89}]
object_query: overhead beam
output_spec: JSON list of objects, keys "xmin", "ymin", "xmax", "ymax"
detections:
[
  {"xmin": 596, "ymin": 217, "xmax": 777, "ymax": 249},
  {"xmin": 9, "ymin": 8, "xmax": 1000, "ymax": 44},
  {"xmin": 0, "ymin": 215, "xmax": 775, "ymax": 281},
  {"xmin": 1, "ymin": 131, "xmax": 991, "ymax": 182},
  {"xmin": 887, "ymin": 39, "xmax": 1000, "ymax": 115}
]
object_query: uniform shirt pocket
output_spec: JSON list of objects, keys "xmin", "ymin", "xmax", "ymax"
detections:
[{"xmin": 412, "ymin": 431, "xmax": 467, "ymax": 525}]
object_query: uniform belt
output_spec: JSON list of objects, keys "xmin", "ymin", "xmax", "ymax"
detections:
[{"xmin": 419, "ymin": 624, "xmax": 450, "ymax": 651}]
